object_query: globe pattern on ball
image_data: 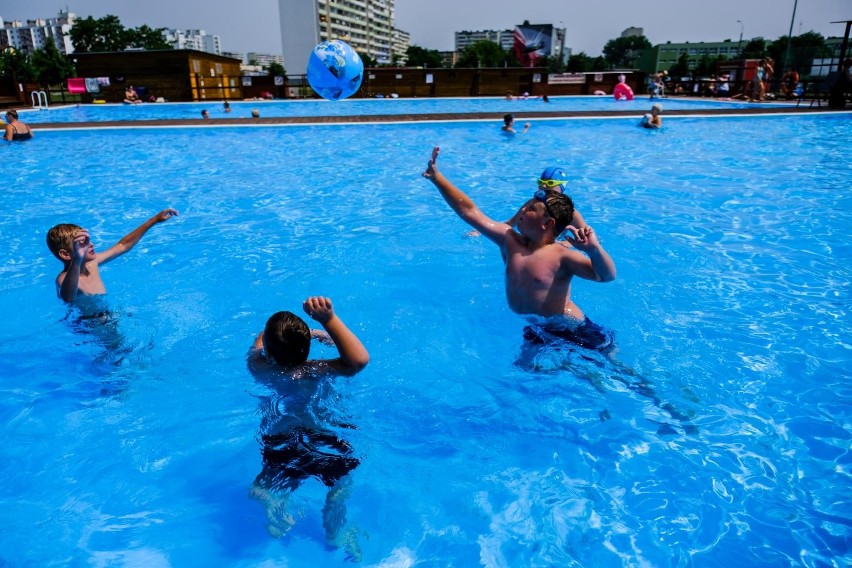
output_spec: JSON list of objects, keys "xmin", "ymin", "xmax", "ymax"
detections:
[{"xmin": 306, "ymin": 40, "xmax": 364, "ymax": 101}]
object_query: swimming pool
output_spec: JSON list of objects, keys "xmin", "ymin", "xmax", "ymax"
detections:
[
  {"xmin": 1, "ymin": 114, "xmax": 849, "ymax": 566},
  {"xmin": 19, "ymin": 94, "xmax": 790, "ymax": 124}
]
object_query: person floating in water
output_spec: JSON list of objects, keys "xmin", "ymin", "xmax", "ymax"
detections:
[
  {"xmin": 641, "ymin": 103, "xmax": 663, "ymax": 129},
  {"xmin": 423, "ymin": 147, "xmax": 616, "ymax": 352},
  {"xmin": 501, "ymin": 113, "xmax": 530, "ymax": 134},
  {"xmin": 46, "ymin": 209, "xmax": 179, "ymax": 304},
  {"xmin": 247, "ymin": 296, "xmax": 369, "ymax": 558}
]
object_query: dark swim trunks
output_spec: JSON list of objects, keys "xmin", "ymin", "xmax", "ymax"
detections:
[
  {"xmin": 523, "ymin": 317, "xmax": 615, "ymax": 352},
  {"xmin": 257, "ymin": 426, "xmax": 359, "ymax": 491}
]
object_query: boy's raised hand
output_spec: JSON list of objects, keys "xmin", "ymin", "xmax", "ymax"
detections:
[
  {"xmin": 154, "ymin": 208, "xmax": 179, "ymax": 223},
  {"xmin": 422, "ymin": 146, "xmax": 440, "ymax": 180},
  {"xmin": 71, "ymin": 229, "xmax": 92, "ymax": 262},
  {"xmin": 303, "ymin": 296, "xmax": 334, "ymax": 324},
  {"xmin": 564, "ymin": 225, "xmax": 601, "ymax": 251}
]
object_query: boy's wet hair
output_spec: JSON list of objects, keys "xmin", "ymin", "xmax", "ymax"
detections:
[
  {"xmin": 46, "ymin": 223, "xmax": 82, "ymax": 260},
  {"xmin": 263, "ymin": 311, "xmax": 311, "ymax": 367},
  {"xmin": 503, "ymin": 113, "xmax": 514, "ymax": 125},
  {"xmin": 540, "ymin": 190, "xmax": 575, "ymax": 235}
]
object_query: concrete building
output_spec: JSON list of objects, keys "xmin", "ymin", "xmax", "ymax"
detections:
[
  {"xmin": 621, "ymin": 27, "xmax": 644, "ymax": 38},
  {"xmin": 164, "ymin": 29, "xmax": 222, "ymax": 55},
  {"xmin": 455, "ymin": 23, "xmax": 566, "ymax": 66},
  {"xmin": 0, "ymin": 10, "xmax": 76, "ymax": 56},
  {"xmin": 278, "ymin": 0, "xmax": 396, "ymax": 75},
  {"xmin": 248, "ymin": 52, "xmax": 284, "ymax": 68},
  {"xmin": 637, "ymin": 39, "xmax": 748, "ymax": 74},
  {"xmin": 392, "ymin": 27, "xmax": 410, "ymax": 65},
  {"xmin": 455, "ymin": 30, "xmax": 514, "ymax": 52},
  {"xmin": 221, "ymin": 51, "xmax": 245, "ymax": 63}
]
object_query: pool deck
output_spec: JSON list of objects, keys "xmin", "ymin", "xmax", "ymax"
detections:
[{"xmin": 31, "ymin": 101, "xmax": 848, "ymax": 130}]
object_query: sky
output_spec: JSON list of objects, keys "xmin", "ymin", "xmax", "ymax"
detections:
[{"xmin": 5, "ymin": 0, "xmax": 850, "ymax": 59}]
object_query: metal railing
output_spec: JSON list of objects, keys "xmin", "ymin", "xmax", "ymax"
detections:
[{"xmin": 31, "ymin": 90, "xmax": 48, "ymax": 110}]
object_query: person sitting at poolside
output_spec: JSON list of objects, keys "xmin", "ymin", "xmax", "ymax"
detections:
[
  {"xmin": 46, "ymin": 209, "xmax": 179, "ymax": 303},
  {"xmin": 423, "ymin": 147, "xmax": 617, "ymax": 352},
  {"xmin": 248, "ymin": 296, "xmax": 368, "ymax": 552},
  {"xmin": 124, "ymin": 86, "xmax": 141, "ymax": 104},
  {"xmin": 4, "ymin": 109, "xmax": 33, "ymax": 142},
  {"xmin": 502, "ymin": 113, "xmax": 529, "ymax": 134},
  {"xmin": 717, "ymin": 75, "xmax": 731, "ymax": 98},
  {"xmin": 641, "ymin": 103, "xmax": 663, "ymax": 129}
]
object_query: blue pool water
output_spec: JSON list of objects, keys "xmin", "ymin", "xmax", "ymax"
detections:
[
  {"xmin": 19, "ymin": 94, "xmax": 788, "ymax": 124},
  {"xmin": 1, "ymin": 113, "xmax": 850, "ymax": 566}
]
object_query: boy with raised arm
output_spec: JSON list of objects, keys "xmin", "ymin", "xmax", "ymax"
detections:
[
  {"xmin": 247, "ymin": 296, "xmax": 368, "ymax": 555},
  {"xmin": 247, "ymin": 295, "xmax": 369, "ymax": 378},
  {"xmin": 423, "ymin": 147, "xmax": 617, "ymax": 351},
  {"xmin": 46, "ymin": 208, "xmax": 178, "ymax": 303}
]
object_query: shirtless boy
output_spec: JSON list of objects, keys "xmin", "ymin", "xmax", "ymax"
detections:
[
  {"xmin": 247, "ymin": 296, "xmax": 368, "ymax": 553},
  {"xmin": 423, "ymin": 147, "xmax": 617, "ymax": 350},
  {"xmin": 501, "ymin": 113, "xmax": 530, "ymax": 134},
  {"xmin": 46, "ymin": 208, "xmax": 178, "ymax": 303}
]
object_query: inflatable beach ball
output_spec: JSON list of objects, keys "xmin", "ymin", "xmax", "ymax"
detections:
[{"xmin": 307, "ymin": 40, "xmax": 364, "ymax": 101}]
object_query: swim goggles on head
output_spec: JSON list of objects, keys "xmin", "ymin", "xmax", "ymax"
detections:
[
  {"xmin": 534, "ymin": 189, "xmax": 557, "ymax": 219},
  {"xmin": 537, "ymin": 178, "xmax": 566, "ymax": 189}
]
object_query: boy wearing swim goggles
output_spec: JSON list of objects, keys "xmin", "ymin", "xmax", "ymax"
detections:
[
  {"xmin": 503, "ymin": 166, "xmax": 587, "ymax": 231},
  {"xmin": 423, "ymin": 147, "xmax": 616, "ymax": 351}
]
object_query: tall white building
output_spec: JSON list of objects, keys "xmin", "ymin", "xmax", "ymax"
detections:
[
  {"xmin": 455, "ymin": 30, "xmax": 514, "ymax": 52},
  {"xmin": 391, "ymin": 28, "xmax": 410, "ymax": 65},
  {"xmin": 278, "ymin": 0, "xmax": 396, "ymax": 75},
  {"xmin": 247, "ymin": 52, "xmax": 284, "ymax": 69},
  {"xmin": 0, "ymin": 10, "xmax": 76, "ymax": 55},
  {"xmin": 164, "ymin": 29, "xmax": 221, "ymax": 54}
]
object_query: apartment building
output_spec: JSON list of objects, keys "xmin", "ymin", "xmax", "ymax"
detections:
[
  {"xmin": 248, "ymin": 52, "xmax": 285, "ymax": 68},
  {"xmin": 455, "ymin": 30, "xmax": 514, "ymax": 52},
  {"xmin": 0, "ymin": 10, "xmax": 76, "ymax": 56},
  {"xmin": 278, "ymin": 0, "xmax": 397, "ymax": 74},
  {"xmin": 164, "ymin": 29, "xmax": 222, "ymax": 55},
  {"xmin": 391, "ymin": 27, "xmax": 410, "ymax": 64}
]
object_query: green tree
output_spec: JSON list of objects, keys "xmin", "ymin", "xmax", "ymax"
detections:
[
  {"xmin": 740, "ymin": 38, "xmax": 766, "ymax": 60},
  {"xmin": 668, "ymin": 52, "xmax": 691, "ymax": 78},
  {"xmin": 694, "ymin": 54, "xmax": 728, "ymax": 77},
  {"xmin": 602, "ymin": 35, "xmax": 652, "ymax": 68},
  {"xmin": 566, "ymin": 53, "xmax": 589, "ymax": 72},
  {"xmin": 127, "ymin": 25, "xmax": 172, "ymax": 50},
  {"xmin": 566, "ymin": 52, "xmax": 603, "ymax": 73},
  {"xmin": 357, "ymin": 51, "xmax": 376, "ymax": 67},
  {"xmin": 70, "ymin": 15, "xmax": 129, "ymax": 52},
  {"xmin": 267, "ymin": 62, "xmax": 286, "ymax": 76},
  {"xmin": 405, "ymin": 45, "xmax": 443, "ymax": 68},
  {"xmin": 767, "ymin": 31, "xmax": 831, "ymax": 75},
  {"xmin": 590, "ymin": 56, "xmax": 607, "ymax": 72},
  {"xmin": 30, "ymin": 42, "xmax": 75, "ymax": 85},
  {"xmin": 541, "ymin": 54, "xmax": 566, "ymax": 73},
  {"xmin": 0, "ymin": 47, "xmax": 36, "ymax": 83},
  {"xmin": 456, "ymin": 40, "xmax": 514, "ymax": 68}
]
